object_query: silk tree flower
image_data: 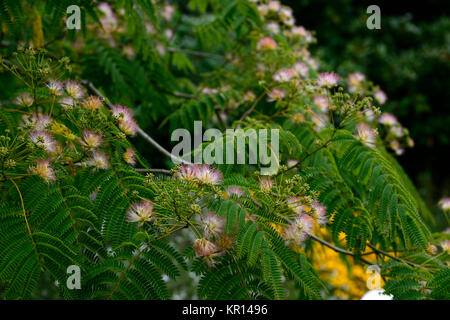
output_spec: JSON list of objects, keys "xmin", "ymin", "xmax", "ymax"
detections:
[
  {"xmin": 348, "ymin": 72, "xmax": 366, "ymax": 87},
  {"xmin": 14, "ymin": 92, "xmax": 34, "ymax": 107},
  {"xmin": 111, "ymin": 105, "xmax": 137, "ymax": 136},
  {"xmin": 268, "ymin": 1, "xmax": 280, "ymax": 12},
  {"xmin": 313, "ymin": 95, "xmax": 328, "ymax": 113},
  {"xmin": 267, "ymin": 88, "xmax": 285, "ymax": 102},
  {"xmin": 194, "ymin": 238, "xmax": 219, "ymax": 257},
  {"xmin": 407, "ymin": 137, "xmax": 415, "ymax": 148},
  {"xmin": 243, "ymin": 90, "xmax": 256, "ymax": 103},
  {"xmin": 123, "ymin": 148, "xmax": 137, "ymax": 166},
  {"xmin": 35, "ymin": 114, "xmax": 53, "ymax": 131},
  {"xmin": 22, "ymin": 113, "xmax": 52, "ymax": 131},
  {"xmin": 440, "ymin": 239, "xmax": 450, "ymax": 254},
  {"xmin": 46, "ymin": 79, "xmax": 63, "ymax": 96},
  {"xmin": 87, "ymin": 150, "xmax": 110, "ymax": 169},
  {"xmin": 389, "ymin": 140, "xmax": 404, "ymax": 156},
  {"xmin": 82, "ymin": 96, "xmax": 103, "ymax": 111},
  {"xmin": 378, "ymin": 113, "xmax": 398, "ymax": 126},
  {"xmin": 58, "ymin": 97, "xmax": 75, "ymax": 108},
  {"xmin": 310, "ymin": 202, "xmax": 328, "ymax": 225},
  {"xmin": 355, "ymin": 123, "xmax": 377, "ymax": 148},
  {"xmin": 225, "ymin": 185, "xmax": 246, "ymax": 198},
  {"xmin": 257, "ymin": 4, "xmax": 269, "ymax": 16},
  {"xmin": 292, "ymin": 113, "xmax": 305, "ymax": 123},
  {"xmin": 126, "ymin": 200, "xmax": 155, "ymax": 226},
  {"xmin": 203, "ymin": 213, "xmax": 225, "ymax": 238},
  {"xmin": 266, "ymin": 22, "xmax": 280, "ymax": 34},
  {"xmin": 29, "ymin": 159, "xmax": 56, "ymax": 183},
  {"xmin": 294, "ymin": 62, "xmax": 309, "ymax": 78},
  {"xmin": 260, "ymin": 176, "xmax": 274, "ymax": 192},
  {"xmin": 161, "ymin": 4, "xmax": 174, "ymax": 21},
  {"xmin": 291, "ymin": 26, "xmax": 308, "ymax": 38},
  {"xmin": 373, "ymin": 90, "xmax": 387, "ymax": 105},
  {"xmin": 119, "ymin": 118, "xmax": 138, "ymax": 136},
  {"xmin": 65, "ymin": 80, "xmax": 85, "ymax": 99},
  {"xmin": 439, "ymin": 198, "xmax": 450, "ymax": 212},
  {"xmin": 311, "ymin": 113, "xmax": 328, "ymax": 132},
  {"xmin": 175, "ymin": 164, "xmax": 200, "ymax": 182},
  {"xmin": 273, "ymin": 68, "xmax": 295, "ymax": 82},
  {"xmin": 390, "ymin": 125, "xmax": 404, "ymax": 138},
  {"xmin": 287, "ymin": 196, "xmax": 306, "ymax": 214},
  {"xmin": 196, "ymin": 164, "xmax": 223, "ymax": 185},
  {"xmin": 257, "ymin": 37, "xmax": 278, "ymax": 50},
  {"xmin": 282, "ymin": 215, "xmax": 314, "ymax": 247},
  {"xmin": 317, "ymin": 72, "xmax": 339, "ymax": 88},
  {"xmin": 364, "ymin": 108, "xmax": 375, "ymax": 122},
  {"xmin": 29, "ymin": 130, "xmax": 57, "ymax": 153},
  {"xmin": 279, "ymin": 7, "xmax": 294, "ymax": 24},
  {"xmin": 81, "ymin": 130, "xmax": 103, "ymax": 148}
]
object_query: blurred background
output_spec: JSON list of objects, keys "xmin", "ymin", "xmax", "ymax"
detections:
[{"xmin": 283, "ymin": 0, "xmax": 450, "ymax": 230}]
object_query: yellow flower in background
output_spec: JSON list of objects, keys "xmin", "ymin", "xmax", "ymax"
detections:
[{"xmin": 310, "ymin": 228, "xmax": 383, "ymax": 299}]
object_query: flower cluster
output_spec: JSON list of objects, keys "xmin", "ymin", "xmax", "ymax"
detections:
[
  {"xmin": 282, "ymin": 196, "xmax": 328, "ymax": 248},
  {"xmin": 175, "ymin": 164, "xmax": 223, "ymax": 185},
  {"xmin": 377, "ymin": 112, "xmax": 414, "ymax": 155},
  {"xmin": 126, "ymin": 200, "xmax": 155, "ymax": 227}
]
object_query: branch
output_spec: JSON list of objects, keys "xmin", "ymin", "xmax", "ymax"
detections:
[
  {"xmin": 81, "ymin": 80, "xmax": 191, "ymax": 165},
  {"xmin": 366, "ymin": 243, "xmax": 429, "ymax": 271},
  {"xmin": 135, "ymin": 168, "xmax": 171, "ymax": 175},
  {"xmin": 166, "ymin": 47, "xmax": 224, "ymax": 59},
  {"xmin": 308, "ymin": 233, "xmax": 378, "ymax": 266}
]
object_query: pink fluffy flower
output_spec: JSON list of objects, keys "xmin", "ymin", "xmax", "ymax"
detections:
[
  {"xmin": 282, "ymin": 215, "xmax": 314, "ymax": 247},
  {"xmin": 175, "ymin": 164, "xmax": 200, "ymax": 182},
  {"xmin": 29, "ymin": 131, "xmax": 57, "ymax": 153},
  {"xmin": 196, "ymin": 164, "xmax": 223, "ymax": 185},
  {"xmin": 440, "ymin": 239, "xmax": 450, "ymax": 254},
  {"xmin": 260, "ymin": 176, "xmax": 274, "ymax": 192},
  {"xmin": 356, "ymin": 123, "xmax": 377, "ymax": 148},
  {"xmin": 65, "ymin": 80, "xmax": 85, "ymax": 99},
  {"xmin": 225, "ymin": 185, "xmax": 246, "ymax": 198},
  {"xmin": 87, "ymin": 150, "xmax": 110, "ymax": 169},
  {"xmin": 273, "ymin": 68, "xmax": 295, "ymax": 82},
  {"xmin": 203, "ymin": 213, "xmax": 225, "ymax": 239},
  {"xmin": 267, "ymin": 88, "xmax": 286, "ymax": 102},
  {"xmin": 123, "ymin": 148, "xmax": 137, "ymax": 166},
  {"xmin": 29, "ymin": 159, "xmax": 56, "ymax": 182},
  {"xmin": 373, "ymin": 90, "xmax": 387, "ymax": 105},
  {"xmin": 313, "ymin": 95, "xmax": 328, "ymax": 113},
  {"xmin": 317, "ymin": 72, "xmax": 339, "ymax": 88},
  {"xmin": 58, "ymin": 97, "xmax": 75, "ymax": 108},
  {"xmin": 111, "ymin": 105, "xmax": 137, "ymax": 136},
  {"xmin": 82, "ymin": 96, "xmax": 103, "ymax": 111},
  {"xmin": 194, "ymin": 238, "xmax": 219, "ymax": 257},
  {"xmin": 257, "ymin": 37, "xmax": 278, "ymax": 50},
  {"xmin": 389, "ymin": 140, "xmax": 404, "ymax": 156},
  {"xmin": 348, "ymin": 72, "xmax": 366, "ymax": 87},
  {"xmin": 438, "ymin": 198, "xmax": 450, "ymax": 212},
  {"xmin": 311, "ymin": 202, "xmax": 328, "ymax": 225},
  {"xmin": 81, "ymin": 130, "xmax": 103, "ymax": 148},
  {"xmin": 14, "ymin": 92, "xmax": 34, "ymax": 107},
  {"xmin": 127, "ymin": 200, "xmax": 154, "ymax": 226},
  {"xmin": 378, "ymin": 113, "xmax": 398, "ymax": 126},
  {"xmin": 293, "ymin": 62, "xmax": 309, "ymax": 78},
  {"xmin": 46, "ymin": 79, "xmax": 63, "ymax": 96}
]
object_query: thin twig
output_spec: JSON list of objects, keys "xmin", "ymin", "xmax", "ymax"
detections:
[
  {"xmin": 135, "ymin": 168, "xmax": 171, "ymax": 175},
  {"xmin": 308, "ymin": 233, "xmax": 378, "ymax": 266},
  {"xmin": 166, "ymin": 47, "xmax": 224, "ymax": 59}
]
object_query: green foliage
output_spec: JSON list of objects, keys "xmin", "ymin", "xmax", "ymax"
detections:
[{"xmin": 0, "ymin": 0, "xmax": 448, "ymax": 301}]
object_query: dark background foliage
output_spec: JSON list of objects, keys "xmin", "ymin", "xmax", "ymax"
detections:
[{"xmin": 283, "ymin": 0, "xmax": 450, "ymax": 229}]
